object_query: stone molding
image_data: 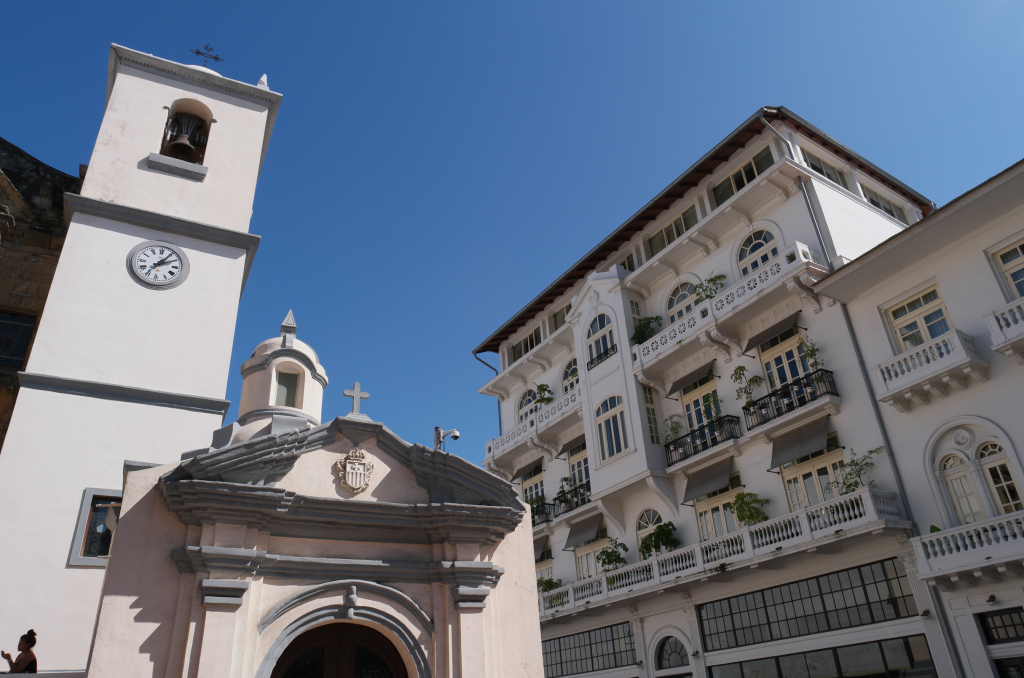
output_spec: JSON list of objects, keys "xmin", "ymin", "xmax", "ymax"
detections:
[
  {"xmin": 161, "ymin": 479, "xmax": 522, "ymax": 544},
  {"xmin": 146, "ymin": 153, "xmax": 209, "ymax": 181},
  {"xmin": 19, "ymin": 371, "xmax": 230, "ymax": 417},
  {"xmin": 171, "ymin": 545, "xmax": 503, "ymax": 589},
  {"xmin": 236, "ymin": 407, "xmax": 320, "ymax": 427},
  {"xmin": 258, "ymin": 579, "xmax": 434, "ymax": 634},
  {"xmin": 451, "ymin": 587, "xmax": 490, "ymax": 609},
  {"xmin": 241, "ymin": 347, "xmax": 329, "ymax": 387},
  {"xmin": 108, "ymin": 44, "xmax": 282, "ymax": 172},
  {"xmin": 64, "ymin": 193, "xmax": 261, "ymax": 292},
  {"xmin": 201, "ymin": 578, "xmax": 249, "ymax": 607}
]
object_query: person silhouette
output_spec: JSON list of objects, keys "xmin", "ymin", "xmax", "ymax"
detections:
[{"xmin": 1, "ymin": 629, "xmax": 37, "ymax": 673}]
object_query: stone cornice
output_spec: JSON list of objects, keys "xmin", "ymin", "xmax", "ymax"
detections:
[
  {"xmin": 161, "ymin": 479, "xmax": 522, "ymax": 544},
  {"xmin": 241, "ymin": 347, "xmax": 328, "ymax": 387},
  {"xmin": 171, "ymin": 545, "xmax": 504, "ymax": 588},
  {"xmin": 64, "ymin": 193, "xmax": 261, "ymax": 293}
]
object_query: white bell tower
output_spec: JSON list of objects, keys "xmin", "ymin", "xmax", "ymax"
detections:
[{"xmin": 0, "ymin": 45, "xmax": 281, "ymax": 673}]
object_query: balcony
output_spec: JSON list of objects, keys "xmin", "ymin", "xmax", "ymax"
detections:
[
  {"xmin": 665, "ymin": 416, "xmax": 742, "ymax": 467},
  {"xmin": 485, "ymin": 388, "xmax": 582, "ymax": 462},
  {"xmin": 742, "ymin": 369, "xmax": 838, "ymax": 430},
  {"xmin": 586, "ymin": 344, "xmax": 617, "ymax": 371},
  {"xmin": 553, "ymin": 480, "xmax": 591, "ymax": 518},
  {"xmin": 911, "ymin": 511, "xmax": 1024, "ymax": 590},
  {"xmin": 478, "ymin": 320, "xmax": 575, "ymax": 402},
  {"xmin": 984, "ymin": 298, "xmax": 1024, "ymax": 365},
  {"xmin": 870, "ymin": 330, "xmax": 989, "ymax": 413},
  {"xmin": 539, "ymin": 486, "xmax": 908, "ymax": 617},
  {"xmin": 632, "ymin": 242, "xmax": 829, "ymax": 381},
  {"xmin": 531, "ymin": 503, "xmax": 555, "ymax": 528}
]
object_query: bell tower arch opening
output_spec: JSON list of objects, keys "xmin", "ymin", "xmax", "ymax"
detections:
[{"xmin": 271, "ymin": 623, "xmax": 409, "ymax": 678}]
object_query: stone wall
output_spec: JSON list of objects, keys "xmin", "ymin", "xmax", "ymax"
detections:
[{"xmin": 0, "ymin": 136, "xmax": 81, "ymax": 447}]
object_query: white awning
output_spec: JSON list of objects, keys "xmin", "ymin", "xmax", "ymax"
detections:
[
  {"xmin": 511, "ymin": 460, "xmax": 542, "ymax": 483},
  {"xmin": 770, "ymin": 417, "xmax": 830, "ymax": 469},
  {"xmin": 682, "ymin": 457, "xmax": 734, "ymax": 504},
  {"xmin": 743, "ymin": 312, "xmax": 801, "ymax": 353},
  {"xmin": 667, "ymin": 359, "xmax": 716, "ymax": 395},
  {"xmin": 562, "ymin": 514, "xmax": 603, "ymax": 550},
  {"xmin": 534, "ymin": 535, "xmax": 550, "ymax": 561}
]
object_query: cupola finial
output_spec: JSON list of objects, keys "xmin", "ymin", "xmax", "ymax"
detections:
[{"xmin": 281, "ymin": 309, "xmax": 297, "ymax": 347}]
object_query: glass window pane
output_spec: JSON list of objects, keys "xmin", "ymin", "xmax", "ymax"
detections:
[
  {"xmin": 711, "ymin": 665, "xmax": 743, "ymax": 678},
  {"xmin": 753, "ymin": 147, "xmax": 774, "ymax": 174},
  {"xmin": 741, "ymin": 658, "xmax": 779, "ymax": 678},
  {"xmin": 779, "ymin": 655, "xmax": 810, "ymax": 678},
  {"xmin": 836, "ymin": 642, "xmax": 885, "ymax": 677},
  {"xmin": 81, "ymin": 497, "xmax": 121, "ymax": 558},
  {"xmin": 805, "ymin": 650, "xmax": 839, "ymax": 678},
  {"xmin": 881, "ymin": 638, "xmax": 911, "ymax": 670},
  {"xmin": 276, "ymin": 372, "xmax": 298, "ymax": 407},
  {"xmin": 714, "ymin": 180, "xmax": 735, "ymax": 206}
]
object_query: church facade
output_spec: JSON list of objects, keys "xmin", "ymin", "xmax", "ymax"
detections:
[{"xmin": 0, "ymin": 44, "xmax": 542, "ymax": 678}]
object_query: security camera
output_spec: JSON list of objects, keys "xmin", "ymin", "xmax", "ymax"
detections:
[{"xmin": 451, "ymin": 430, "xmax": 461, "ymax": 440}]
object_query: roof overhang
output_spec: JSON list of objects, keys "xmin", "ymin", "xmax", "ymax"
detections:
[
  {"xmin": 106, "ymin": 44, "xmax": 283, "ymax": 174},
  {"xmin": 474, "ymin": 106, "xmax": 932, "ymax": 355},
  {"xmin": 815, "ymin": 157, "xmax": 1024, "ymax": 303}
]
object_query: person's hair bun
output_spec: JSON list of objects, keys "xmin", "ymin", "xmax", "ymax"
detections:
[{"xmin": 26, "ymin": 630, "xmax": 35, "ymax": 637}]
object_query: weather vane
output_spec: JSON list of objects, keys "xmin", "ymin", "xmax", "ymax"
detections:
[{"xmin": 190, "ymin": 44, "xmax": 224, "ymax": 67}]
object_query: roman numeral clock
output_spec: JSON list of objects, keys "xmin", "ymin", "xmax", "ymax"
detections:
[{"xmin": 126, "ymin": 240, "xmax": 191, "ymax": 290}]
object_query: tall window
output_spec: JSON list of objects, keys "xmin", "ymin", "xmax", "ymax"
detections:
[
  {"xmin": 642, "ymin": 386, "xmax": 660, "ymax": 444},
  {"xmin": 575, "ymin": 526, "xmax": 609, "ymax": 580},
  {"xmin": 519, "ymin": 389, "xmax": 539, "ymax": 423},
  {"xmin": 648, "ymin": 205, "xmax": 699, "ymax": 258},
  {"xmin": 979, "ymin": 443, "xmax": 1024, "ymax": 515},
  {"xmin": 997, "ymin": 239, "xmax": 1024, "ymax": 298},
  {"xmin": 759, "ymin": 327, "xmax": 809, "ymax": 390},
  {"xmin": 629, "ymin": 300, "xmax": 643, "ymax": 331},
  {"xmin": 668, "ymin": 282, "xmax": 696, "ymax": 324},
  {"xmin": 509, "ymin": 327, "xmax": 542, "ymax": 365},
  {"xmin": 596, "ymin": 396, "xmax": 629, "ymax": 460},
  {"xmin": 587, "ymin": 314, "xmax": 615, "ymax": 362},
  {"xmin": 695, "ymin": 474, "xmax": 742, "ymax": 542},
  {"xmin": 562, "ymin": 358, "xmax": 579, "ymax": 394},
  {"xmin": 681, "ymin": 374, "xmax": 720, "ymax": 433},
  {"xmin": 536, "ymin": 546, "xmax": 554, "ymax": 582},
  {"xmin": 0, "ymin": 312, "xmax": 36, "ymax": 369},
  {"xmin": 552, "ymin": 302, "xmax": 572, "ymax": 331},
  {"xmin": 657, "ymin": 637, "xmax": 690, "ymax": 670},
  {"xmin": 942, "ymin": 454, "xmax": 983, "ymax": 524},
  {"xmin": 887, "ymin": 287, "xmax": 951, "ymax": 352},
  {"xmin": 523, "ymin": 466, "xmax": 544, "ymax": 504},
  {"xmin": 861, "ymin": 185, "xmax": 909, "ymax": 224},
  {"xmin": 568, "ymin": 441, "xmax": 589, "ymax": 486},
  {"xmin": 801, "ymin": 149, "xmax": 849, "ymax": 190},
  {"xmin": 619, "ymin": 253, "xmax": 636, "ymax": 272},
  {"xmin": 275, "ymin": 372, "xmax": 298, "ymax": 407},
  {"xmin": 80, "ymin": 495, "xmax": 121, "ymax": 559},
  {"xmin": 636, "ymin": 508, "xmax": 663, "ymax": 560},
  {"xmin": 713, "ymin": 147, "xmax": 774, "ymax": 206},
  {"xmin": 738, "ymin": 230, "xmax": 779, "ymax": 278},
  {"xmin": 782, "ymin": 436, "xmax": 844, "ymax": 511}
]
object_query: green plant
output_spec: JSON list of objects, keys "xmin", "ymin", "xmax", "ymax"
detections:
[
  {"xmin": 731, "ymin": 492, "xmax": 770, "ymax": 526},
  {"xmin": 930, "ymin": 525, "xmax": 942, "ymax": 533},
  {"xmin": 786, "ymin": 252, "xmax": 797, "ymax": 264},
  {"xmin": 595, "ymin": 537, "xmax": 629, "ymax": 572},
  {"xmin": 536, "ymin": 383, "xmax": 555, "ymax": 405},
  {"xmin": 663, "ymin": 414, "xmax": 685, "ymax": 442},
  {"xmin": 524, "ymin": 494, "xmax": 546, "ymax": 507},
  {"xmin": 639, "ymin": 521, "xmax": 681, "ymax": 559},
  {"xmin": 829, "ymin": 447, "xmax": 883, "ymax": 495},
  {"xmin": 731, "ymin": 365, "xmax": 765, "ymax": 406},
  {"xmin": 630, "ymin": 316, "xmax": 663, "ymax": 345},
  {"xmin": 536, "ymin": 577, "xmax": 564, "ymax": 593},
  {"xmin": 693, "ymin": 273, "xmax": 727, "ymax": 303},
  {"xmin": 701, "ymin": 392, "xmax": 722, "ymax": 421},
  {"xmin": 798, "ymin": 336, "xmax": 825, "ymax": 371}
]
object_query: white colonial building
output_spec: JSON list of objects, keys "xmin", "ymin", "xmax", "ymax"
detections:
[
  {"xmin": 475, "ymin": 108, "xmax": 973, "ymax": 677},
  {"xmin": 816, "ymin": 157, "xmax": 1024, "ymax": 678}
]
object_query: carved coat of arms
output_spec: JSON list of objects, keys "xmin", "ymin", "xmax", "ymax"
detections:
[{"xmin": 336, "ymin": 449, "xmax": 374, "ymax": 493}]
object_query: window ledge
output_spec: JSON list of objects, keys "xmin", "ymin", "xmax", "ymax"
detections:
[
  {"xmin": 743, "ymin": 395, "xmax": 841, "ymax": 445},
  {"xmin": 984, "ymin": 299, "xmax": 1024, "ymax": 366},
  {"xmin": 147, "ymin": 152, "xmax": 208, "ymax": 181}
]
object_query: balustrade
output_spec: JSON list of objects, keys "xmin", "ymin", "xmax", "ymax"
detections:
[
  {"xmin": 742, "ymin": 369, "xmax": 838, "ymax": 430},
  {"xmin": 912, "ymin": 511, "xmax": 1024, "ymax": 575},
  {"xmin": 872, "ymin": 329, "xmax": 985, "ymax": 397},
  {"xmin": 553, "ymin": 480, "xmax": 592, "ymax": 517},
  {"xmin": 665, "ymin": 416, "xmax": 741, "ymax": 466}
]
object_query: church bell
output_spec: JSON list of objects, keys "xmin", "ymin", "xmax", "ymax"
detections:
[{"xmin": 164, "ymin": 113, "xmax": 206, "ymax": 163}]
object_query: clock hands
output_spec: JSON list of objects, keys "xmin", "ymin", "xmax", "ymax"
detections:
[{"xmin": 147, "ymin": 254, "xmax": 177, "ymax": 270}]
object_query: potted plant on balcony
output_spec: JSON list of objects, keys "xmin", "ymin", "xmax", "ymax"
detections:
[
  {"xmin": 639, "ymin": 521, "xmax": 681, "ymax": 559},
  {"xmin": 535, "ymin": 383, "xmax": 555, "ymax": 406},
  {"xmin": 799, "ymin": 336, "xmax": 826, "ymax": 397},
  {"xmin": 693, "ymin": 273, "xmax": 727, "ymax": 303},
  {"xmin": 537, "ymin": 577, "xmax": 566, "ymax": 607},
  {"xmin": 596, "ymin": 537, "xmax": 629, "ymax": 586},
  {"xmin": 732, "ymin": 492, "xmax": 770, "ymax": 526},
  {"xmin": 828, "ymin": 447, "xmax": 883, "ymax": 496},
  {"xmin": 663, "ymin": 414, "xmax": 685, "ymax": 445},
  {"xmin": 630, "ymin": 316, "xmax": 663, "ymax": 345},
  {"xmin": 731, "ymin": 366, "xmax": 765, "ymax": 408}
]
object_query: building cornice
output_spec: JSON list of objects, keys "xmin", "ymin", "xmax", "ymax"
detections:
[
  {"xmin": 19, "ymin": 372, "xmax": 229, "ymax": 417},
  {"xmin": 64, "ymin": 192, "xmax": 261, "ymax": 294},
  {"xmin": 106, "ymin": 44, "xmax": 282, "ymax": 173}
]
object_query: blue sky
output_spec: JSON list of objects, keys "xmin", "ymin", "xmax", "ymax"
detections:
[{"xmin": 3, "ymin": 2, "xmax": 1023, "ymax": 464}]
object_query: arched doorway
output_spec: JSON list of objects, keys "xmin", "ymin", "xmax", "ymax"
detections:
[{"xmin": 271, "ymin": 623, "xmax": 409, "ymax": 678}]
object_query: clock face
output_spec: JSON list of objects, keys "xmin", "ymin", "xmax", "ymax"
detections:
[{"xmin": 126, "ymin": 241, "xmax": 190, "ymax": 290}]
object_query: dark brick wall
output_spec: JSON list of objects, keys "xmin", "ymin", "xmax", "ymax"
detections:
[{"xmin": 0, "ymin": 137, "xmax": 82, "ymax": 448}]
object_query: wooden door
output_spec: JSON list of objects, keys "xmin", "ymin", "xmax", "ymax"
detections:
[{"xmin": 271, "ymin": 623, "xmax": 409, "ymax": 678}]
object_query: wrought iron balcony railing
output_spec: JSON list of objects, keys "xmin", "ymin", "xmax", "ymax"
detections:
[
  {"xmin": 742, "ymin": 369, "xmax": 838, "ymax": 430},
  {"xmin": 664, "ymin": 415, "xmax": 742, "ymax": 466},
  {"xmin": 586, "ymin": 344, "xmax": 618, "ymax": 370},
  {"xmin": 531, "ymin": 502, "xmax": 555, "ymax": 527},
  {"xmin": 554, "ymin": 481, "xmax": 592, "ymax": 517}
]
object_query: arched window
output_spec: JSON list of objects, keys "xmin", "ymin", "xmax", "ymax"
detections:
[
  {"xmin": 979, "ymin": 443, "xmax": 1024, "ymax": 515},
  {"xmin": 941, "ymin": 454, "xmax": 984, "ymax": 524},
  {"xmin": 657, "ymin": 637, "xmax": 689, "ymax": 669},
  {"xmin": 668, "ymin": 283, "xmax": 696, "ymax": 324},
  {"xmin": 595, "ymin": 396, "xmax": 628, "ymax": 460},
  {"xmin": 159, "ymin": 99, "xmax": 213, "ymax": 166},
  {"xmin": 738, "ymin": 230, "xmax": 779, "ymax": 277},
  {"xmin": 636, "ymin": 509, "xmax": 663, "ymax": 560},
  {"xmin": 519, "ymin": 390, "xmax": 538, "ymax": 423},
  {"xmin": 587, "ymin": 314, "xmax": 615, "ymax": 365},
  {"xmin": 562, "ymin": 359, "xmax": 579, "ymax": 394}
]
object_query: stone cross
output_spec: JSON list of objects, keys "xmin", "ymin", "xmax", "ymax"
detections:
[{"xmin": 343, "ymin": 382, "xmax": 369, "ymax": 415}]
